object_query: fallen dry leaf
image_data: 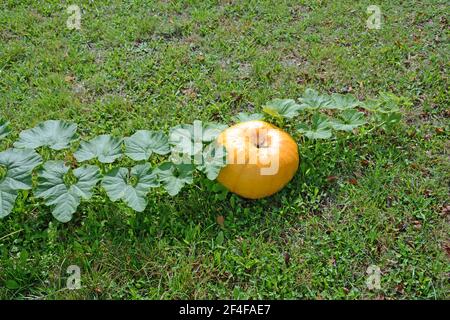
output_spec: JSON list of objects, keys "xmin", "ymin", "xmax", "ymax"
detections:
[
  {"xmin": 216, "ymin": 215, "xmax": 225, "ymax": 227},
  {"xmin": 412, "ymin": 220, "xmax": 422, "ymax": 230},
  {"xmin": 64, "ymin": 75, "xmax": 75, "ymax": 83},
  {"xmin": 443, "ymin": 243, "xmax": 450, "ymax": 258},
  {"xmin": 395, "ymin": 283, "xmax": 405, "ymax": 294},
  {"xmin": 441, "ymin": 205, "xmax": 450, "ymax": 216},
  {"xmin": 326, "ymin": 176, "xmax": 338, "ymax": 183},
  {"xmin": 284, "ymin": 252, "xmax": 290, "ymax": 266},
  {"xmin": 94, "ymin": 287, "xmax": 103, "ymax": 294}
]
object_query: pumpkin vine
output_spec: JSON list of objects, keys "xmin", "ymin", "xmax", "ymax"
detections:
[{"xmin": 0, "ymin": 89, "xmax": 403, "ymax": 222}]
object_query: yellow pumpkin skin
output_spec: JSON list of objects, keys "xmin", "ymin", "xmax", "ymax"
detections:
[{"xmin": 216, "ymin": 120, "xmax": 299, "ymax": 199}]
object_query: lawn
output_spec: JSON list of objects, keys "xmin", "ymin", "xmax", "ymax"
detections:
[{"xmin": 0, "ymin": 0, "xmax": 448, "ymax": 299}]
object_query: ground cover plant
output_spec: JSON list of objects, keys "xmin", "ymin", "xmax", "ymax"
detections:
[{"xmin": 0, "ymin": 0, "xmax": 448, "ymax": 299}]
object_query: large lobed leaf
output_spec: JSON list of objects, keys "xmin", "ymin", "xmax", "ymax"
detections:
[
  {"xmin": 232, "ymin": 112, "xmax": 264, "ymax": 123},
  {"xmin": 102, "ymin": 163, "xmax": 158, "ymax": 212},
  {"xmin": 74, "ymin": 134, "xmax": 123, "ymax": 163},
  {"xmin": 124, "ymin": 130, "xmax": 170, "ymax": 161},
  {"xmin": 0, "ymin": 149, "xmax": 42, "ymax": 190},
  {"xmin": 0, "ymin": 118, "xmax": 11, "ymax": 140},
  {"xmin": 14, "ymin": 120, "xmax": 78, "ymax": 150},
  {"xmin": 35, "ymin": 161, "xmax": 101, "ymax": 222},
  {"xmin": 330, "ymin": 109, "xmax": 367, "ymax": 131},
  {"xmin": 298, "ymin": 88, "xmax": 332, "ymax": 110},
  {"xmin": 0, "ymin": 188, "xmax": 17, "ymax": 219},
  {"xmin": 375, "ymin": 112, "xmax": 402, "ymax": 130},
  {"xmin": 326, "ymin": 93, "xmax": 361, "ymax": 110},
  {"xmin": 202, "ymin": 123, "xmax": 228, "ymax": 142},
  {"xmin": 0, "ymin": 148, "xmax": 42, "ymax": 218},
  {"xmin": 196, "ymin": 142, "xmax": 227, "ymax": 180},
  {"xmin": 155, "ymin": 162, "xmax": 194, "ymax": 196},
  {"xmin": 263, "ymin": 99, "xmax": 304, "ymax": 118},
  {"xmin": 169, "ymin": 122, "xmax": 203, "ymax": 156},
  {"xmin": 169, "ymin": 121, "xmax": 227, "ymax": 156},
  {"xmin": 298, "ymin": 114, "xmax": 333, "ymax": 139}
]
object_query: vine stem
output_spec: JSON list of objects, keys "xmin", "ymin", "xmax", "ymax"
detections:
[{"xmin": 364, "ymin": 121, "xmax": 387, "ymax": 134}]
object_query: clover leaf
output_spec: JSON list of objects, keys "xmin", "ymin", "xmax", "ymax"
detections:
[
  {"xmin": 232, "ymin": 112, "xmax": 264, "ymax": 123},
  {"xmin": 101, "ymin": 163, "xmax": 158, "ymax": 212},
  {"xmin": 14, "ymin": 120, "xmax": 78, "ymax": 150},
  {"xmin": 35, "ymin": 161, "xmax": 101, "ymax": 222},
  {"xmin": 298, "ymin": 114, "xmax": 333, "ymax": 139},
  {"xmin": 74, "ymin": 134, "xmax": 123, "ymax": 163},
  {"xmin": 0, "ymin": 149, "xmax": 42, "ymax": 218},
  {"xmin": 0, "ymin": 118, "xmax": 11, "ymax": 140},
  {"xmin": 155, "ymin": 162, "xmax": 194, "ymax": 196},
  {"xmin": 298, "ymin": 88, "xmax": 332, "ymax": 110},
  {"xmin": 330, "ymin": 109, "xmax": 367, "ymax": 132},
  {"xmin": 263, "ymin": 99, "xmax": 303, "ymax": 118},
  {"xmin": 124, "ymin": 130, "xmax": 170, "ymax": 161}
]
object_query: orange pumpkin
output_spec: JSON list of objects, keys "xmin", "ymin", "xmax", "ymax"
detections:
[{"xmin": 216, "ymin": 120, "xmax": 299, "ymax": 199}]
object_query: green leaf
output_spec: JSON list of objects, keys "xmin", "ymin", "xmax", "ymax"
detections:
[
  {"xmin": 361, "ymin": 99, "xmax": 381, "ymax": 112},
  {"xmin": 102, "ymin": 164, "xmax": 158, "ymax": 212},
  {"xmin": 0, "ymin": 149, "xmax": 42, "ymax": 218},
  {"xmin": 298, "ymin": 89, "xmax": 332, "ymax": 110},
  {"xmin": 361, "ymin": 94, "xmax": 400, "ymax": 114},
  {"xmin": 330, "ymin": 109, "xmax": 367, "ymax": 131},
  {"xmin": 212, "ymin": 182, "xmax": 228, "ymax": 201},
  {"xmin": 169, "ymin": 122, "xmax": 203, "ymax": 156},
  {"xmin": 263, "ymin": 99, "xmax": 303, "ymax": 118},
  {"xmin": 0, "ymin": 188, "xmax": 17, "ymax": 219},
  {"xmin": 35, "ymin": 161, "xmax": 101, "ymax": 222},
  {"xmin": 124, "ymin": 130, "xmax": 170, "ymax": 161},
  {"xmin": 202, "ymin": 123, "xmax": 228, "ymax": 142},
  {"xmin": 0, "ymin": 118, "xmax": 11, "ymax": 140},
  {"xmin": 212, "ymin": 182, "xmax": 228, "ymax": 193},
  {"xmin": 197, "ymin": 142, "xmax": 227, "ymax": 180},
  {"xmin": 5, "ymin": 279, "xmax": 20, "ymax": 290},
  {"xmin": 232, "ymin": 112, "xmax": 264, "ymax": 123},
  {"xmin": 71, "ymin": 166, "xmax": 103, "ymax": 199},
  {"xmin": 14, "ymin": 120, "xmax": 78, "ymax": 150},
  {"xmin": 377, "ymin": 101, "xmax": 400, "ymax": 114},
  {"xmin": 326, "ymin": 93, "xmax": 361, "ymax": 110},
  {"xmin": 169, "ymin": 121, "xmax": 226, "ymax": 156},
  {"xmin": 74, "ymin": 134, "xmax": 123, "ymax": 163},
  {"xmin": 215, "ymin": 231, "xmax": 224, "ymax": 246},
  {"xmin": 378, "ymin": 92, "xmax": 406, "ymax": 111},
  {"xmin": 0, "ymin": 149, "xmax": 42, "ymax": 190},
  {"xmin": 376, "ymin": 112, "xmax": 402, "ymax": 129},
  {"xmin": 156, "ymin": 162, "xmax": 194, "ymax": 196},
  {"xmin": 298, "ymin": 114, "xmax": 333, "ymax": 139}
]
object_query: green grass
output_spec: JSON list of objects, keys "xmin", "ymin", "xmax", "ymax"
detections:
[{"xmin": 0, "ymin": 0, "xmax": 449, "ymax": 299}]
